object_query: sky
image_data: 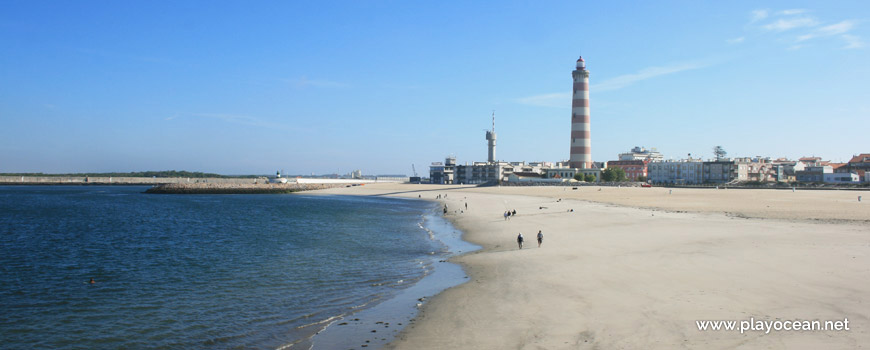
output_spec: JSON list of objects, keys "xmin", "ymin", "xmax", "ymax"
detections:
[{"xmin": 1, "ymin": 1, "xmax": 868, "ymax": 175}]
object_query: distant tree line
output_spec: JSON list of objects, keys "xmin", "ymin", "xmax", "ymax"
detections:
[
  {"xmin": 572, "ymin": 168, "xmax": 629, "ymax": 183},
  {"xmin": 573, "ymin": 173, "xmax": 597, "ymax": 182},
  {"xmin": 0, "ymin": 171, "xmax": 261, "ymax": 178},
  {"xmin": 600, "ymin": 168, "xmax": 627, "ymax": 182}
]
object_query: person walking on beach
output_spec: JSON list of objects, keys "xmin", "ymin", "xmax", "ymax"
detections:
[
  {"xmin": 537, "ymin": 230, "xmax": 543, "ymax": 248},
  {"xmin": 517, "ymin": 232, "xmax": 524, "ymax": 249}
]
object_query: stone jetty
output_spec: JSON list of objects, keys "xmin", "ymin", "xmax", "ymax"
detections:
[{"xmin": 144, "ymin": 182, "xmax": 347, "ymax": 194}]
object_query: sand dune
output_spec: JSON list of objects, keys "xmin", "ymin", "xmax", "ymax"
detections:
[{"xmin": 318, "ymin": 184, "xmax": 869, "ymax": 349}]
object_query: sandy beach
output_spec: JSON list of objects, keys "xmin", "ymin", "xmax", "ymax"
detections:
[{"xmin": 318, "ymin": 184, "xmax": 869, "ymax": 349}]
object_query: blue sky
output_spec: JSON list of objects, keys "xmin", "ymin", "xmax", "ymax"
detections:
[{"xmin": 1, "ymin": 1, "xmax": 868, "ymax": 175}]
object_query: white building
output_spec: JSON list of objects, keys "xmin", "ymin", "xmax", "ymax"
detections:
[
  {"xmin": 545, "ymin": 168, "xmax": 577, "ymax": 180},
  {"xmin": 618, "ymin": 146, "xmax": 664, "ymax": 162},
  {"xmin": 824, "ymin": 172, "xmax": 860, "ymax": 184}
]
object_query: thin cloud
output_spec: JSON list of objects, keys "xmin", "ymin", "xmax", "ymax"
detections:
[
  {"xmin": 818, "ymin": 20, "xmax": 855, "ymax": 35},
  {"xmin": 747, "ymin": 9, "xmax": 863, "ymax": 50},
  {"xmin": 750, "ymin": 9, "xmax": 769, "ymax": 23},
  {"xmin": 762, "ymin": 17, "xmax": 818, "ymax": 31},
  {"xmin": 726, "ymin": 37, "xmax": 745, "ymax": 44},
  {"xmin": 778, "ymin": 9, "xmax": 808, "ymax": 15},
  {"xmin": 592, "ymin": 60, "xmax": 717, "ymax": 92},
  {"xmin": 516, "ymin": 93, "xmax": 570, "ymax": 108},
  {"xmin": 797, "ymin": 20, "xmax": 857, "ymax": 43},
  {"xmin": 843, "ymin": 34, "xmax": 865, "ymax": 49},
  {"xmin": 745, "ymin": 9, "xmax": 864, "ymax": 51}
]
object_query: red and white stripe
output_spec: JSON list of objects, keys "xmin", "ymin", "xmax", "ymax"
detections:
[{"xmin": 569, "ymin": 56, "xmax": 591, "ymax": 169}]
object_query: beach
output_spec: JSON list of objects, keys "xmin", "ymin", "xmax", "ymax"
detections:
[{"xmin": 318, "ymin": 184, "xmax": 870, "ymax": 349}]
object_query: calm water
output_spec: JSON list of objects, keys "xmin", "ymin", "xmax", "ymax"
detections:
[{"xmin": 0, "ymin": 186, "xmax": 449, "ymax": 349}]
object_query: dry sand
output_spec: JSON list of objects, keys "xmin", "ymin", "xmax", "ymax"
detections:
[{"xmin": 317, "ymin": 184, "xmax": 870, "ymax": 349}]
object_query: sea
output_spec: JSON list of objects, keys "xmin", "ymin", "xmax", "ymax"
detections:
[{"xmin": 0, "ymin": 186, "xmax": 476, "ymax": 349}]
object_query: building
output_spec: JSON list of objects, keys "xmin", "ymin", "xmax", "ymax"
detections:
[
  {"xmin": 648, "ymin": 159, "xmax": 750, "ymax": 184},
  {"xmin": 486, "ymin": 112, "xmax": 497, "ymax": 163},
  {"xmin": 455, "ymin": 161, "xmax": 510, "ymax": 184},
  {"xmin": 795, "ymin": 165, "xmax": 832, "ymax": 183},
  {"xmin": 824, "ymin": 172, "xmax": 860, "ymax": 184},
  {"xmin": 618, "ymin": 146, "xmax": 663, "ymax": 162},
  {"xmin": 569, "ymin": 56, "xmax": 592, "ymax": 169},
  {"xmin": 845, "ymin": 154, "xmax": 870, "ymax": 182},
  {"xmin": 798, "ymin": 156, "xmax": 823, "ymax": 167},
  {"xmin": 740, "ymin": 157, "xmax": 777, "ymax": 182},
  {"xmin": 648, "ymin": 160, "xmax": 704, "ymax": 184},
  {"xmin": 847, "ymin": 153, "xmax": 870, "ymax": 169},
  {"xmin": 771, "ymin": 158, "xmax": 805, "ymax": 182},
  {"xmin": 507, "ymin": 172, "xmax": 563, "ymax": 183},
  {"xmin": 544, "ymin": 168, "xmax": 577, "ymax": 180},
  {"xmin": 429, "ymin": 157, "xmax": 456, "ymax": 184},
  {"xmin": 605, "ymin": 160, "xmax": 648, "ymax": 181},
  {"xmin": 704, "ymin": 160, "xmax": 749, "ymax": 183}
]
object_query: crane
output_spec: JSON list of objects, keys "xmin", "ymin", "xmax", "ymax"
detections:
[{"xmin": 411, "ymin": 164, "xmax": 418, "ymax": 177}]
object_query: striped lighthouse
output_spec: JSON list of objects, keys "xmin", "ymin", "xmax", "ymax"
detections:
[{"xmin": 569, "ymin": 56, "xmax": 591, "ymax": 169}]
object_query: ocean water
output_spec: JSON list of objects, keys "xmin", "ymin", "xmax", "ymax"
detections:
[{"xmin": 0, "ymin": 186, "xmax": 460, "ymax": 349}]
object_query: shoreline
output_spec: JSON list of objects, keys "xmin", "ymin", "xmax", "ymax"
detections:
[
  {"xmin": 315, "ymin": 183, "xmax": 869, "ymax": 349},
  {"xmin": 299, "ymin": 197, "xmax": 479, "ymax": 350}
]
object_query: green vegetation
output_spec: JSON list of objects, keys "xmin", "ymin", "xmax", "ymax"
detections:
[
  {"xmin": 574, "ymin": 173, "xmax": 584, "ymax": 181},
  {"xmin": 637, "ymin": 175, "xmax": 647, "ymax": 182},
  {"xmin": 713, "ymin": 145, "xmax": 727, "ymax": 161},
  {"xmin": 0, "ymin": 171, "xmax": 260, "ymax": 178},
  {"xmin": 601, "ymin": 168, "xmax": 627, "ymax": 182},
  {"xmin": 584, "ymin": 173, "xmax": 596, "ymax": 182}
]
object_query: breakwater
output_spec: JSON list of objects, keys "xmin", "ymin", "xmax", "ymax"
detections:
[
  {"xmin": 0, "ymin": 176, "xmax": 263, "ymax": 185},
  {"xmin": 144, "ymin": 182, "xmax": 347, "ymax": 194}
]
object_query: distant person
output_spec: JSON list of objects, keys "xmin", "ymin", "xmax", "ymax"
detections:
[
  {"xmin": 512, "ymin": 209, "xmax": 516, "ymax": 216},
  {"xmin": 465, "ymin": 202, "xmax": 468, "ymax": 210},
  {"xmin": 537, "ymin": 230, "xmax": 543, "ymax": 248},
  {"xmin": 89, "ymin": 278, "xmax": 95, "ymax": 284},
  {"xmin": 517, "ymin": 233, "xmax": 524, "ymax": 249}
]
